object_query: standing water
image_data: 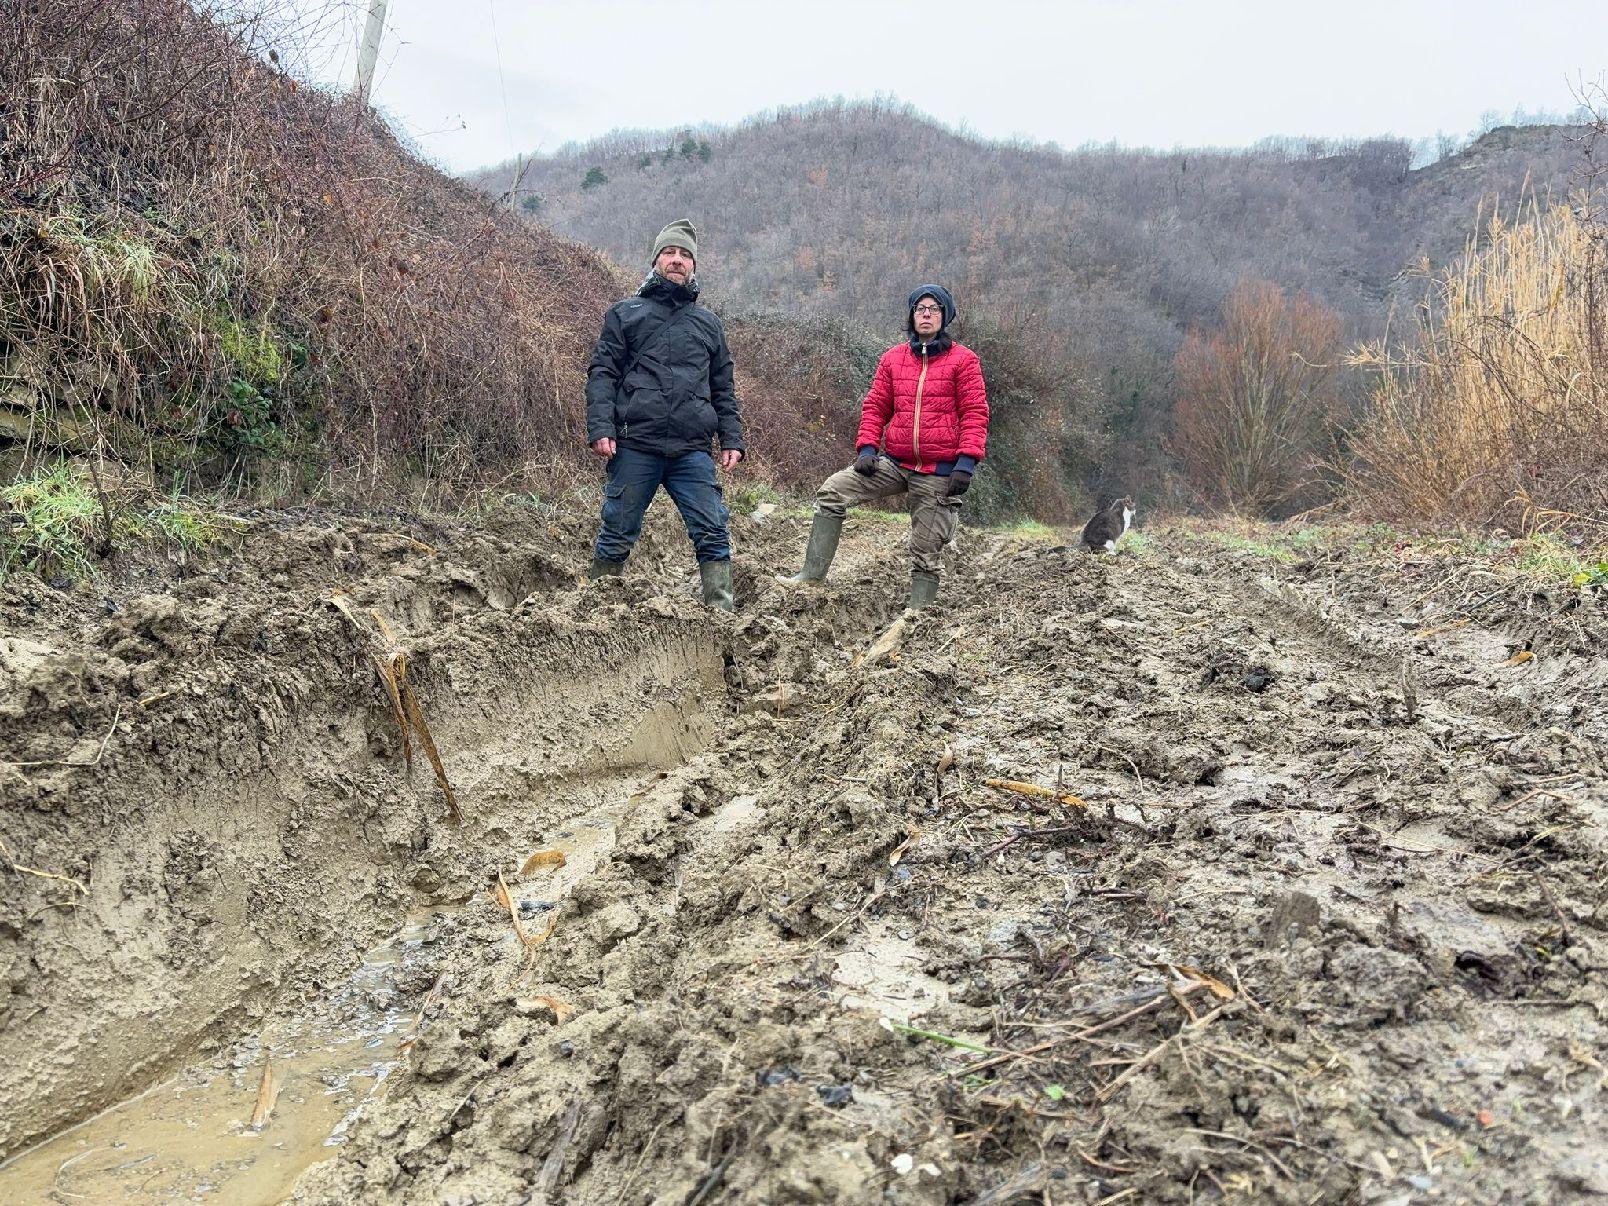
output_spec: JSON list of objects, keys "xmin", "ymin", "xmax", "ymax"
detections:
[{"xmin": 0, "ymin": 915, "xmax": 442, "ymax": 1204}]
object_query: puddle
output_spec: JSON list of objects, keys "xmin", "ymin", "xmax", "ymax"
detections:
[
  {"xmin": 0, "ymin": 917, "xmax": 438, "ymax": 1205},
  {"xmin": 832, "ymin": 923, "xmax": 950, "ymax": 1022}
]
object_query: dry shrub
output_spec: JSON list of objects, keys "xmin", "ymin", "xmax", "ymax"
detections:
[
  {"xmin": 1170, "ymin": 279, "xmax": 1344, "ymax": 516},
  {"xmin": 723, "ymin": 311, "xmax": 883, "ymax": 490},
  {"xmin": 1347, "ymin": 203, "xmax": 1608, "ymax": 536},
  {"xmin": 1, "ymin": 0, "xmax": 623, "ymax": 499}
]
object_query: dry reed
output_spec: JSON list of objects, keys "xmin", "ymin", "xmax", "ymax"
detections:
[{"xmin": 1347, "ymin": 201, "xmax": 1608, "ymax": 540}]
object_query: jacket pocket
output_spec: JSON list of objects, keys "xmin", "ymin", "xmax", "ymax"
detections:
[{"xmin": 616, "ymin": 386, "xmax": 659, "ymax": 429}]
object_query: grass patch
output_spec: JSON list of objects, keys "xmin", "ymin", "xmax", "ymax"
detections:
[
  {"xmin": 2, "ymin": 461, "xmax": 227, "ymax": 582},
  {"xmin": 997, "ymin": 517, "xmax": 1057, "ymax": 540},
  {"xmin": 1501, "ymin": 534, "xmax": 1595, "ymax": 584},
  {"xmin": 1119, "ymin": 530, "xmax": 1155, "ymax": 557}
]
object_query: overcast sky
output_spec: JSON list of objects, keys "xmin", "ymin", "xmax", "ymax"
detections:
[{"xmin": 285, "ymin": 0, "xmax": 1605, "ymax": 173}]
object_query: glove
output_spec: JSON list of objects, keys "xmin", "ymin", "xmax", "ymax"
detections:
[
  {"xmin": 946, "ymin": 470, "xmax": 972, "ymax": 497},
  {"xmin": 853, "ymin": 450, "xmax": 878, "ymax": 476}
]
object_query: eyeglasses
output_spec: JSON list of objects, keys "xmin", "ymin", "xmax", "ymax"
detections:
[{"xmin": 913, "ymin": 305, "xmax": 943, "ymax": 315}]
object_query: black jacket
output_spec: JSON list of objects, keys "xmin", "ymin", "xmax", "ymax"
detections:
[{"xmin": 585, "ymin": 275, "xmax": 745, "ymax": 457}]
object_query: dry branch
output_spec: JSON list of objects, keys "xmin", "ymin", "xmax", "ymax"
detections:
[{"xmin": 983, "ymin": 779, "xmax": 1088, "ymax": 808}]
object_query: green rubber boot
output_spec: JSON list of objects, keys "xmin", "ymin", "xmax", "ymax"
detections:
[
  {"xmin": 699, "ymin": 560, "xmax": 735, "ymax": 612},
  {"xmin": 587, "ymin": 556, "xmax": 625, "ymax": 580},
  {"xmin": 908, "ymin": 570, "xmax": 940, "ymax": 609},
  {"xmin": 779, "ymin": 513, "xmax": 844, "ymax": 584}
]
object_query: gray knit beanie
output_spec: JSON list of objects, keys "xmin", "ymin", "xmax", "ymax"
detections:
[{"xmin": 651, "ymin": 218, "xmax": 698, "ymax": 264}]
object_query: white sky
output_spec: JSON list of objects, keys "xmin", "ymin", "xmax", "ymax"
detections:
[{"xmin": 287, "ymin": 0, "xmax": 1606, "ymax": 172}]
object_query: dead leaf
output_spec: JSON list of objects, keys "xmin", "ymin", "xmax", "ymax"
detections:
[
  {"xmin": 889, "ymin": 830, "xmax": 921, "ymax": 867},
  {"xmin": 249, "ymin": 1058, "xmax": 282, "ymax": 1130},
  {"xmin": 1170, "ymin": 963, "xmax": 1236, "ymax": 1001},
  {"xmin": 520, "ymin": 849, "xmax": 567, "ymax": 875},
  {"xmin": 1501, "ymin": 650, "xmax": 1534, "ymax": 666}
]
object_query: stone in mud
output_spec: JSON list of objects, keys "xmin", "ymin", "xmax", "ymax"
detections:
[
  {"xmin": 1555, "ymin": 1151, "xmax": 1608, "ymax": 1196},
  {"xmin": 815, "ymin": 1083, "xmax": 853, "ymax": 1107}
]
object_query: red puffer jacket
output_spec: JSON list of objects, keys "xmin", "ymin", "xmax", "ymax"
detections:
[{"xmin": 856, "ymin": 340, "xmax": 989, "ymax": 472}]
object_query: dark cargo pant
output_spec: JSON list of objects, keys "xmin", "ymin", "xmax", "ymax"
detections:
[{"xmin": 815, "ymin": 454, "xmax": 961, "ymax": 575}]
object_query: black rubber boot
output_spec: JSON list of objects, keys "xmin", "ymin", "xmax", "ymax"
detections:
[
  {"xmin": 587, "ymin": 556, "xmax": 625, "ymax": 580},
  {"xmin": 779, "ymin": 513, "xmax": 844, "ymax": 584},
  {"xmin": 908, "ymin": 570, "xmax": 940, "ymax": 609},
  {"xmin": 699, "ymin": 560, "xmax": 735, "ymax": 612}
]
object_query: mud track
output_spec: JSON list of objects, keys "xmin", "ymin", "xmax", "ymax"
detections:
[{"xmin": 2, "ymin": 505, "xmax": 1604, "ymax": 1204}]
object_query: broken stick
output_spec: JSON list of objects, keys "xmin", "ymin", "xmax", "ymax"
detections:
[{"xmin": 984, "ymin": 778, "xmax": 1088, "ymax": 808}]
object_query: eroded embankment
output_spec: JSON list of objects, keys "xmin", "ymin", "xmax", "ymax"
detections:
[{"xmin": 0, "ymin": 505, "xmax": 727, "ymax": 1164}]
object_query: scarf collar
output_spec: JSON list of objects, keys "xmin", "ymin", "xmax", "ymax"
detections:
[
  {"xmin": 639, "ymin": 270, "xmax": 700, "ymax": 305},
  {"xmin": 907, "ymin": 331, "xmax": 954, "ymax": 356}
]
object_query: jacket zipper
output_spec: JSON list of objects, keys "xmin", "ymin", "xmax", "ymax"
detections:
[{"xmin": 912, "ymin": 344, "xmax": 930, "ymax": 466}]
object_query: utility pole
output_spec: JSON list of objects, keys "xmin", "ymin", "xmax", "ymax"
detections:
[{"xmin": 353, "ymin": 0, "xmax": 389, "ymax": 105}]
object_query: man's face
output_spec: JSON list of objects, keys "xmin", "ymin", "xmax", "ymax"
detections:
[
  {"xmin": 912, "ymin": 296, "xmax": 944, "ymax": 339},
  {"xmin": 654, "ymin": 246, "xmax": 694, "ymax": 284}
]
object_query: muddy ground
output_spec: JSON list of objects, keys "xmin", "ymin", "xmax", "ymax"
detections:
[{"xmin": 1, "ymin": 499, "xmax": 1605, "ymax": 1204}]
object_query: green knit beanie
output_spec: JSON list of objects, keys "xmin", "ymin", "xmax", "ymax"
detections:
[{"xmin": 651, "ymin": 218, "xmax": 698, "ymax": 264}]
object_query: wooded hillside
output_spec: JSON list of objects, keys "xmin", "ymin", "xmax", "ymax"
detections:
[{"xmin": 470, "ymin": 100, "xmax": 1592, "ymax": 513}]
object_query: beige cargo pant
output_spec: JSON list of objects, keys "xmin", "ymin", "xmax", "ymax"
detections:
[{"xmin": 816, "ymin": 455, "xmax": 961, "ymax": 575}]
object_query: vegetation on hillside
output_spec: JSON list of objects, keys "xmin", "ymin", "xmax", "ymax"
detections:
[
  {"xmin": 474, "ymin": 99, "xmax": 1598, "ymax": 526},
  {"xmin": 1348, "ymin": 199, "xmax": 1608, "ymax": 538},
  {"xmin": 1, "ymin": 0, "xmax": 622, "ymax": 501}
]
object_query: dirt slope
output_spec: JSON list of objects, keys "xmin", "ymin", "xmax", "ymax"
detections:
[{"xmin": 3, "ymin": 509, "xmax": 1605, "ymax": 1204}]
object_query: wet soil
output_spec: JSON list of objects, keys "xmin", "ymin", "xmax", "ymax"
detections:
[{"xmin": 2, "ymin": 505, "xmax": 1604, "ymax": 1204}]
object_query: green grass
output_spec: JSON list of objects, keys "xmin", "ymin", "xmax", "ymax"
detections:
[
  {"xmin": 997, "ymin": 517, "xmax": 1056, "ymax": 539},
  {"xmin": 2, "ymin": 462, "xmax": 228, "ymax": 582},
  {"xmin": 1503, "ymin": 534, "xmax": 1595, "ymax": 583}
]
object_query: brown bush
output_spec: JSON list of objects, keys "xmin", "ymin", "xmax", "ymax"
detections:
[
  {"xmin": 1, "ymin": 0, "xmax": 623, "ymax": 500},
  {"xmin": 1170, "ymin": 279, "xmax": 1345, "ymax": 516},
  {"xmin": 1346, "ymin": 202, "xmax": 1608, "ymax": 537}
]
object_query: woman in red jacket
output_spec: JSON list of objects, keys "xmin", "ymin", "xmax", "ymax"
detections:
[{"xmin": 783, "ymin": 284, "xmax": 990, "ymax": 608}]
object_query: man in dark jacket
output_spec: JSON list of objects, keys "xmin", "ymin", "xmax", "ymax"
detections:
[
  {"xmin": 584, "ymin": 219, "xmax": 745, "ymax": 610},
  {"xmin": 782, "ymin": 284, "xmax": 989, "ymax": 608}
]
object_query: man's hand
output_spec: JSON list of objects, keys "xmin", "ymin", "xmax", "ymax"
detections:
[
  {"xmin": 717, "ymin": 449, "xmax": 742, "ymax": 471},
  {"xmin": 946, "ymin": 469, "xmax": 973, "ymax": 497},
  {"xmin": 589, "ymin": 437, "xmax": 616, "ymax": 460},
  {"xmin": 853, "ymin": 450, "xmax": 878, "ymax": 476}
]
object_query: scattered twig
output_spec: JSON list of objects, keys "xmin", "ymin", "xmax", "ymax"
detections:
[
  {"xmin": 1095, "ymin": 1002, "xmax": 1228, "ymax": 1102},
  {"xmin": 0, "ymin": 836, "xmax": 89, "ymax": 896},
  {"xmin": 4, "ymin": 704, "xmax": 122, "ymax": 769},
  {"xmin": 687, "ymin": 1143, "xmax": 737, "ymax": 1206},
  {"xmin": 955, "ymin": 981, "xmax": 1209, "ymax": 1077},
  {"xmin": 1186, "ymin": 1128, "xmax": 1296, "ymax": 1179},
  {"xmin": 248, "ymin": 1056, "xmax": 282, "ymax": 1130},
  {"xmin": 1535, "ymin": 874, "xmax": 1571, "ymax": 947},
  {"xmin": 979, "ymin": 824, "xmax": 1089, "ymax": 859},
  {"xmin": 984, "ymin": 778, "xmax": 1088, "ymax": 808},
  {"xmin": 533, "ymin": 1099, "xmax": 582, "ymax": 1200}
]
